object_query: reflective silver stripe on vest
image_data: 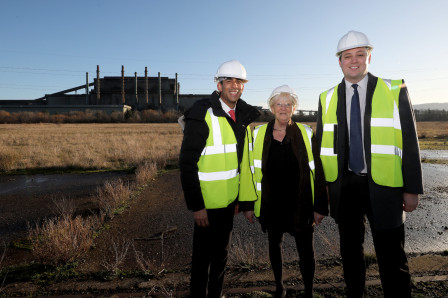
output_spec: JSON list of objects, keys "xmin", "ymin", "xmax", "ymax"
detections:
[
  {"xmin": 309, "ymin": 161, "xmax": 315, "ymax": 170},
  {"xmin": 320, "ymin": 123, "xmax": 336, "ymax": 156},
  {"xmin": 256, "ymin": 182, "xmax": 261, "ymax": 191},
  {"xmin": 325, "ymin": 87, "xmax": 335, "ymax": 114},
  {"xmin": 201, "ymin": 144, "xmax": 237, "ymax": 155},
  {"xmin": 323, "ymin": 124, "xmax": 335, "ymax": 132},
  {"xmin": 371, "ymin": 101, "xmax": 401, "ymax": 130},
  {"xmin": 201, "ymin": 108, "xmax": 237, "ymax": 156},
  {"xmin": 303, "ymin": 125, "xmax": 312, "ymax": 144},
  {"xmin": 253, "ymin": 126, "xmax": 262, "ymax": 174},
  {"xmin": 198, "ymin": 169, "xmax": 239, "ymax": 181},
  {"xmin": 302, "ymin": 125, "xmax": 315, "ymax": 171},
  {"xmin": 211, "ymin": 108, "xmax": 221, "ymax": 146},
  {"xmin": 320, "ymin": 147, "xmax": 337, "ymax": 156},
  {"xmin": 371, "ymin": 145, "xmax": 402, "ymax": 158},
  {"xmin": 253, "ymin": 126, "xmax": 260, "ymax": 144}
]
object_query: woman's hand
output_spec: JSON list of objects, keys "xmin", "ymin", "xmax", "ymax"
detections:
[
  {"xmin": 313, "ymin": 212, "xmax": 325, "ymax": 225},
  {"xmin": 244, "ymin": 210, "xmax": 255, "ymax": 224}
]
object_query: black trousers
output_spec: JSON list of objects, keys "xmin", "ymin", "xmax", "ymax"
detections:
[
  {"xmin": 268, "ymin": 226, "xmax": 315, "ymax": 297},
  {"xmin": 190, "ymin": 203, "xmax": 235, "ymax": 298},
  {"xmin": 338, "ymin": 172, "xmax": 411, "ymax": 298}
]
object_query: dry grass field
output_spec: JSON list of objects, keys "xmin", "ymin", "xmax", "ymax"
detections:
[
  {"xmin": 0, "ymin": 123, "xmax": 183, "ymax": 172},
  {"xmin": 0, "ymin": 121, "xmax": 446, "ymax": 173},
  {"xmin": 416, "ymin": 121, "xmax": 448, "ymax": 150}
]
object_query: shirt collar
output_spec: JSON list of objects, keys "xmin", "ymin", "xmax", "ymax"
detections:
[
  {"xmin": 345, "ymin": 74, "xmax": 368, "ymax": 91},
  {"xmin": 219, "ymin": 98, "xmax": 235, "ymax": 113}
]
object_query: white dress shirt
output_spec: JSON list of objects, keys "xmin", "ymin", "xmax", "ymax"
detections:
[{"xmin": 219, "ymin": 98, "xmax": 236, "ymax": 118}]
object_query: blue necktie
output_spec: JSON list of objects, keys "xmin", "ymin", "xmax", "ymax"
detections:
[{"xmin": 349, "ymin": 84, "xmax": 364, "ymax": 174}]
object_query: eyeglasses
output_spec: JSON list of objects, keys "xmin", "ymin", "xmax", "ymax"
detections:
[{"xmin": 275, "ymin": 102, "xmax": 292, "ymax": 108}]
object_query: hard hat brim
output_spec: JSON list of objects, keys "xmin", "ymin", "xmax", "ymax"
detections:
[
  {"xmin": 336, "ymin": 45, "xmax": 373, "ymax": 56},
  {"xmin": 214, "ymin": 76, "xmax": 249, "ymax": 83}
]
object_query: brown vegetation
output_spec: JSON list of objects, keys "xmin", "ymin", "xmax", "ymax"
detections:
[
  {"xmin": 0, "ymin": 123, "xmax": 183, "ymax": 172},
  {"xmin": 0, "ymin": 121, "xmax": 446, "ymax": 174},
  {"xmin": 416, "ymin": 121, "xmax": 448, "ymax": 150},
  {"xmin": 27, "ymin": 214, "xmax": 101, "ymax": 265},
  {"xmin": 95, "ymin": 178, "xmax": 132, "ymax": 219},
  {"xmin": 4, "ymin": 122, "xmax": 180, "ymax": 270},
  {"xmin": 25, "ymin": 161, "xmax": 161, "ymax": 266}
]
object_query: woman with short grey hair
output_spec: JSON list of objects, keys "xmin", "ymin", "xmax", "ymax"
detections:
[{"xmin": 248, "ymin": 85, "xmax": 328, "ymax": 297}]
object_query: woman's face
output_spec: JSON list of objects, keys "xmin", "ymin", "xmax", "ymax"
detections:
[{"xmin": 270, "ymin": 95, "xmax": 295, "ymax": 123}]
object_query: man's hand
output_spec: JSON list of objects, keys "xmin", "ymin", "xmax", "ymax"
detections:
[
  {"xmin": 244, "ymin": 210, "xmax": 255, "ymax": 224},
  {"xmin": 194, "ymin": 209, "xmax": 209, "ymax": 227},
  {"xmin": 403, "ymin": 192, "xmax": 419, "ymax": 212},
  {"xmin": 314, "ymin": 212, "xmax": 325, "ymax": 225}
]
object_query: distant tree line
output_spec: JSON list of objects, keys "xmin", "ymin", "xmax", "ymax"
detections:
[
  {"xmin": 414, "ymin": 109, "xmax": 448, "ymax": 121},
  {"xmin": 0, "ymin": 110, "xmax": 182, "ymax": 124},
  {"xmin": 0, "ymin": 109, "xmax": 319, "ymax": 124},
  {"xmin": 1, "ymin": 109, "xmax": 445, "ymax": 124}
]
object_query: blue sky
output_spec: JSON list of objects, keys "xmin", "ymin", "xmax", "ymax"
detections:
[{"xmin": 1, "ymin": 0, "xmax": 447, "ymax": 110}]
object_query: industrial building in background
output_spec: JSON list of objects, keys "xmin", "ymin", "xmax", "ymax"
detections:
[{"xmin": 0, "ymin": 65, "xmax": 207, "ymax": 115}]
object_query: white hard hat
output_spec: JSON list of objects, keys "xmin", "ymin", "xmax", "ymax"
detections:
[
  {"xmin": 336, "ymin": 30, "xmax": 373, "ymax": 56},
  {"xmin": 214, "ymin": 60, "xmax": 248, "ymax": 83},
  {"xmin": 268, "ymin": 85, "xmax": 298, "ymax": 101},
  {"xmin": 268, "ymin": 85, "xmax": 298, "ymax": 106}
]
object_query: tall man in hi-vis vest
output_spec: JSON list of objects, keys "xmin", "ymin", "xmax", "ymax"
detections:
[
  {"xmin": 316, "ymin": 31, "xmax": 423, "ymax": 297},
  {"xmin": 179, "ymin": 60, "xmax": 260, "ymax": 298}
]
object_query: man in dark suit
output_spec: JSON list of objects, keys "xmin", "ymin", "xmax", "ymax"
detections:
[{"xmin": 316, "ymin": 31, "xmax": 423, "ymax": 298}]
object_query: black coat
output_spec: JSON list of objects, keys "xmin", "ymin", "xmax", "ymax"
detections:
[
  {"xmin": 259, "ymin": 120, "xmax": 329, "ymax": 233},
  {"xmin": 316, "ymin": 73, "xmax": 423, "ymax": 230},
  {"xmin": 179, "ymin": 91, "xmax": 260, "ymax": 212}
]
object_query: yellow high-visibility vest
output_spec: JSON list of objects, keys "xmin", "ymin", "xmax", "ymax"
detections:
[
  {"xmin": 198, "ymin": 108, "xmax": 239, "ymax": 208},
  {"xmin": 238, "ymin": 125, "xmax": 257, "ymax": 204},
  {"xmin": 319, "ymin": 78, "xmax": 404, "ymax": 187},
  {"xmin": 250, "ymin": 123, "xmax": 316, "ymax": 217}
]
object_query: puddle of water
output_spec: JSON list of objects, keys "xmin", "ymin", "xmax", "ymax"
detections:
[
  {"xmin": 0, "ymin": 172, "xmax": 132, "ymax": 196},
  {"xmin": 421, "ymin": 150, "xmax": 448, "ymax": 160}
]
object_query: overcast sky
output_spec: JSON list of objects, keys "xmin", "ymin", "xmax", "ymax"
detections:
[{"xmin": 1, "ymin": 0, "xmax": 447, "ymax": 110}]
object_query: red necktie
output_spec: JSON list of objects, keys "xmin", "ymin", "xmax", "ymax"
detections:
[{"xmin": 229, "ymin": 110, "xmax": 236, "ymax": 122}]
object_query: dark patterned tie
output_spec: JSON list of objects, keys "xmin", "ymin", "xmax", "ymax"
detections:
[{"xmin": 349, "ymin": 84, "xmax": 364, "ymax": 173}]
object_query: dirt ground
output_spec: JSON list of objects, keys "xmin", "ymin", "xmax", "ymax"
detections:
[{"xmin": 1, "ymin": 170, "xmax": 448, "ymax": 297}]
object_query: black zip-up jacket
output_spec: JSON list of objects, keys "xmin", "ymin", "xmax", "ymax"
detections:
[{"xmin": 179, "ymin": 91, "xmax": 260, "ymax": 212}]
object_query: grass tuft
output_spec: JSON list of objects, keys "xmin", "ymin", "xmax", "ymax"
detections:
[
  {"xmin": 28, "ymin": 214, "xmax": 101, "ymax": 265},
  {"xmin": 95, "ymin": 178, "xmax": 132, "ymax": 219}
]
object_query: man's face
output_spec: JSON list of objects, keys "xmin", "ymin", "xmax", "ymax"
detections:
[
  {"xmin": 339, "ymin": 47, "xmax": 371, "ymax": 83},
  {"xmin": 217, "ymin": 78, "xmax": 244, "ymax": 109}
]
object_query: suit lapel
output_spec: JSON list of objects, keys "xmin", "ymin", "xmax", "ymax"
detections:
[
  {"xmin": 364, "ymin": 73, "xmax": 378, "ymax": 171},
  {"xmin": 336, "ymin": 79, "xmax": 347, "ymax": 172}
]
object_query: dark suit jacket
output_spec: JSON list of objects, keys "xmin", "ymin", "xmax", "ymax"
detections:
[{"xmin": 316, "ymin": 73, "xmax": 423, "ymax": 230}]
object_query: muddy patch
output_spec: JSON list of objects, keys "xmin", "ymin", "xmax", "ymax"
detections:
[{"xmin": 0, "ymin": 171, "xmax": 133, "ymax": 244}]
